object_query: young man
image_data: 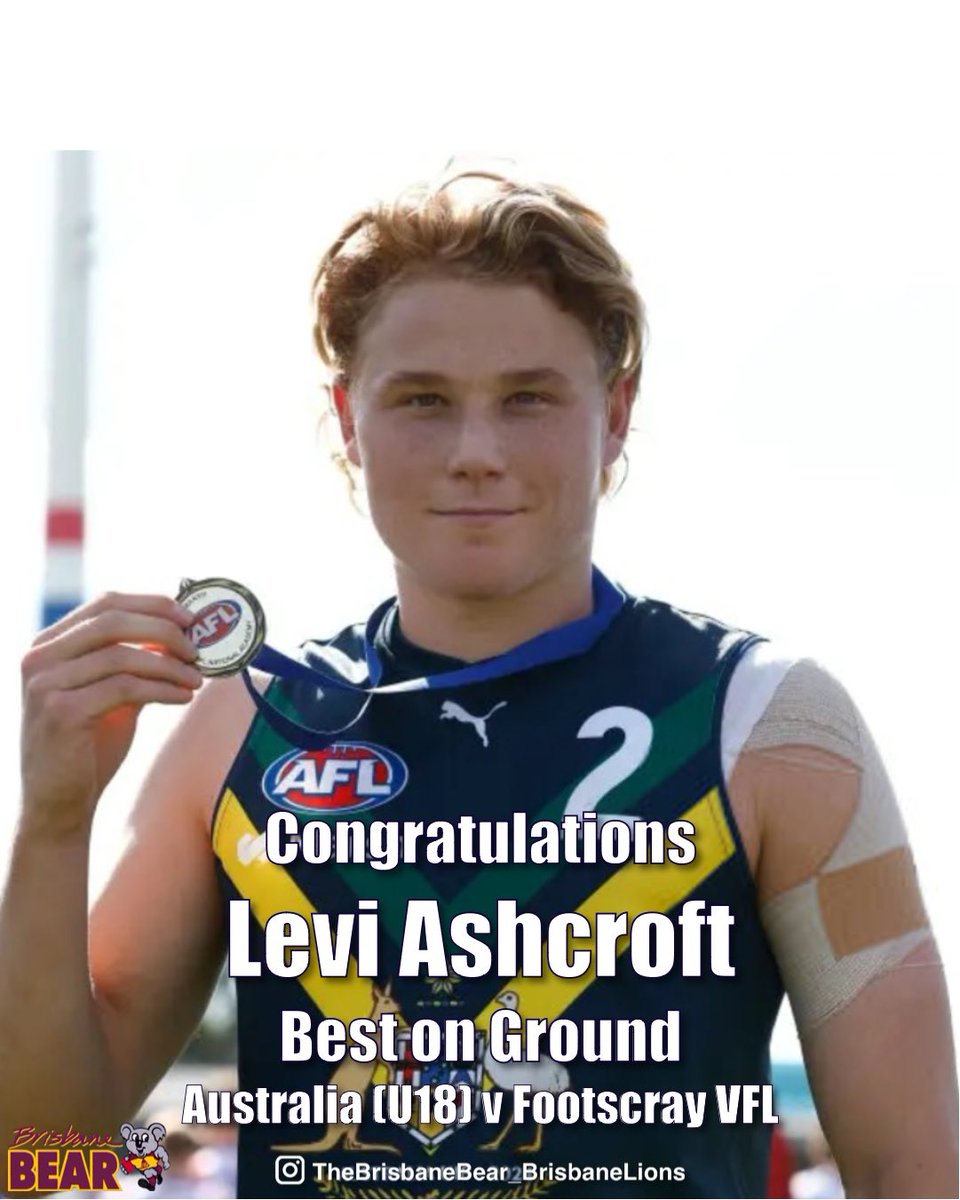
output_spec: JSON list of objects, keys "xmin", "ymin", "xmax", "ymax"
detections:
[{"xmin": 3, "ymin": 166, "xmax": 956, "ymax": 1199}]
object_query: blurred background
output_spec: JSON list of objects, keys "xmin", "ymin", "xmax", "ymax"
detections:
[{"xmin": 0, "ymin": 5, "xmax": 957, "ymax": 1198}]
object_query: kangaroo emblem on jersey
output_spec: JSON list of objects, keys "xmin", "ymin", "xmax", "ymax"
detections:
[{"xmin": 439, "ymin": 699, "xmax": 508, "ymax": 747}]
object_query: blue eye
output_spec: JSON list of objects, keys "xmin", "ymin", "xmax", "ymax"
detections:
[{"xmin": 507, "ymin": 391, "xmax": 548, "ymax": 407}]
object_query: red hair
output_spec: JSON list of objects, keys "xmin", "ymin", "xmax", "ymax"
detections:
[{"xmin": 311, "ymin": 160, "xmax": 649, "ymax": 496}]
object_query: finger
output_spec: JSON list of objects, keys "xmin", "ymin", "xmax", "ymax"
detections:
[
  {"xmin": 29, "ymin": 644, "xmax": 205, "ymax": 695},
  {"xmin": 31, "ymin": 592, "xmax": 196, "ymax": 648},
  {"xmin": 58, "ymin": 674, "xmax": 199, "ymax": 723},
  {"xmin": 28, "ymin": 610, "xmax": 199, "ymax": 669}
]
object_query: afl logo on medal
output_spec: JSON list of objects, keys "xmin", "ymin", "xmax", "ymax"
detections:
[
  {"xmin": 262, "ymin": 743, "xmax": 409, "ymax": 815},
  {"xmin": 177, "ymin": 577, "xmax": 266, "ymax": 677}
]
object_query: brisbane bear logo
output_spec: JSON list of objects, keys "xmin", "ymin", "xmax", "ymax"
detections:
[{"xmin": 118, "ymin": 1122, "xmax": 169, "ymax": 1191}]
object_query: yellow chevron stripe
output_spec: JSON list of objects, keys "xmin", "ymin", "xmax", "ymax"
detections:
[
  {"xmin": 474, "ymin": 788, "xmax": 734, "ymax": 1028},
  {"xmin": 214, "ymin": 786, "xmax": 735, "ymax": 1032},
  {"xmin": 214, "ymin": 787, "xmax": 373, "ymax": 1023}
]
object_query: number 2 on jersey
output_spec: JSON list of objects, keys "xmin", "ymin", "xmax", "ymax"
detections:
[{"xmin": 564, "ymin": 706, "xmax": 654, "ymax": 821}]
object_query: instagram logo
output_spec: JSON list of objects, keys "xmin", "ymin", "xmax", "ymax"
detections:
[{"xmin": 274, "ymin": 1154, "xmax": 306, "ymax": 1185}]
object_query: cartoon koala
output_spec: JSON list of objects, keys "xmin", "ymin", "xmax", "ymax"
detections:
[{"xmin": 118, "ymin": 1122, "xmax": 169, "ymax": 1191}]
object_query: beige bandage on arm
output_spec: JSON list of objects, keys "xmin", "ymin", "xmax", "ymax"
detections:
[{"xmin": 738, "ymin": 657, "xmax": 932, "ymax": 1032}]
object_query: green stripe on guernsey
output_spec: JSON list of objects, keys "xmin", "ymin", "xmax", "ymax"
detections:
[{"xmin": 239, "ymin": 668, "xmax": 723, "ymax": 947}]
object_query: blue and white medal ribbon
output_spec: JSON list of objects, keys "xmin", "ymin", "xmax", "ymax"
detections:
[{"xmin": 177, "ymin": 568, "xmax": 627, "ymax": 748}]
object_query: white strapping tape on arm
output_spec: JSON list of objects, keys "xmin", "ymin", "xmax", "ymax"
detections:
[{"xmin": 722, "ymin": 646, "xmax": 932, "ymax": 1032}]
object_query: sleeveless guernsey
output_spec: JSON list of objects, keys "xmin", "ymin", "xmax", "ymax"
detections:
[{"xmin": 211, "ymin": 587, "xmax": 784, "ymax": 1198}]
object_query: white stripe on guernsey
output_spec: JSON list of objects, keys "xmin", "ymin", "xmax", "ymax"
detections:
[
  {"xmin": 720, "ymin": 640, "xmax": 804, "ymax": 785},
  {"xmin": 42, "ymin": 545, "xmax": 84, "ymax": 597}
]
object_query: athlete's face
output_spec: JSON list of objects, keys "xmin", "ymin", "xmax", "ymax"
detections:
[{"xmin": 335, "ymin": 273, "xmax": 632, "ymax": 600}]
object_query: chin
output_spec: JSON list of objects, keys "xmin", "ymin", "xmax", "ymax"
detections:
[{"xmin": 417, "ymin": 551, "xmax": 538, "ymax": 602}]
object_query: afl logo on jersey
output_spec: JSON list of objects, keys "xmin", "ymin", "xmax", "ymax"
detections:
[
  {"xmin": 262, "ymin": 743, "xmax": 409, "ymax": 815},
  {"xmin": 188, "ymin": 600, "xmax": 242, "ymax": 648}
]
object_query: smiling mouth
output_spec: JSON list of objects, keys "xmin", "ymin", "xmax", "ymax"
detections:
[{"xmin": 431, "ymin": 509, "xmax": 523, "ymax": 517}]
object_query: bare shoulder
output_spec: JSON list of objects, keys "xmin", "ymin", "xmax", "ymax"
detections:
[
  {"xmin": 723, "ymin": 654, "xmax": 863, "ymax": 903},
  {"xmin": 174, "ymin": 667, "xmax": 273, "ymax": 833},
  {"xmin": 726, "ymin": 750, "xmax": 764, "ymax": 877}
]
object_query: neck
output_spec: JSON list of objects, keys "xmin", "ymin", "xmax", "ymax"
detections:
[{"xmin": 393, "ymin": 559, "xmax": 595, "ymax": 662}]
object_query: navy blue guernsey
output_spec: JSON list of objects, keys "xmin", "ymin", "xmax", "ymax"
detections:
[{"xmin": 211, "ymin": 586, "xmax": 784, "ymax": 1198}]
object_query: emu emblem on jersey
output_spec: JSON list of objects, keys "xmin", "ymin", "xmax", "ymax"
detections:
[{"xmin": 262, "ymin": 743, "xmax": 409, "ymax": 815}]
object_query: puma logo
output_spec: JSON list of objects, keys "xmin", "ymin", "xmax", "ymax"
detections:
[{"xmin": 439, "ymin": 700, "xmax": 508, "ymax": 748}]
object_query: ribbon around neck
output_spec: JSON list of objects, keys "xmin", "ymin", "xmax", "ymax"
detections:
[{"xmin": 240, "ymin": 566, "xmax": 627, "ymax": 749}]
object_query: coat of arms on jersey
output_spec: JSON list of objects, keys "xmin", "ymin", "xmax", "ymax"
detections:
[{"xmin": 389, "ymin": 1030, "xmax": 485, "ymax": 1150}]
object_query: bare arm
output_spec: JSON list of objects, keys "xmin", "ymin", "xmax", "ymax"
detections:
[
  {"xmin": 733, "ymin": 661, "xmax": 958, "ymax": 1197},
  {"xmin": 799, "ymin": 936, "xmax": 956, "ymax": 1197},
  {"xmin": 0, "ymin": 722, "xmax": 225, "ymax": 1158},
  {"xmin": 0, "ymin": 592, "xmax": 262, "ymax": 1192},
  {"xmin": 0, "ymin": 815, "xmax": 123, "ymax": 1144},
  {"xmin": 87, "ymin": 673, "xmax": 261, "ymax": 1116}
]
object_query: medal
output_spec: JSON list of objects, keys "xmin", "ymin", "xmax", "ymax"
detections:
[
  {"xmin": 177, "ymin": 568, "xmax": 628, "ymax": 748},
  {"xmin": 176, "ymin": 577, "xmax": 267, "ymax": 677}
]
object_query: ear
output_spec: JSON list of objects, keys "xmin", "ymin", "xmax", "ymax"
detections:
[
  {"xmin": 332, "ymin": 382, "xmax": 362, "ymax": 470},
  {"xmin": 149, "ymin": 1123, "xmax": 166, "ymax": 1142},
  {"xmin": 602, "ymin": 370, "xmax": 636, "ymax": 467},
  {"xmin": 120, "ymin": 1123, "xmax": 133, "ymax": 1140}
]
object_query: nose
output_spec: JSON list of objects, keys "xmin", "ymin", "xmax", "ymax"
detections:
[{"xmin": 446, "ymin": 407, "xmax": 508, "ymax": 479}]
